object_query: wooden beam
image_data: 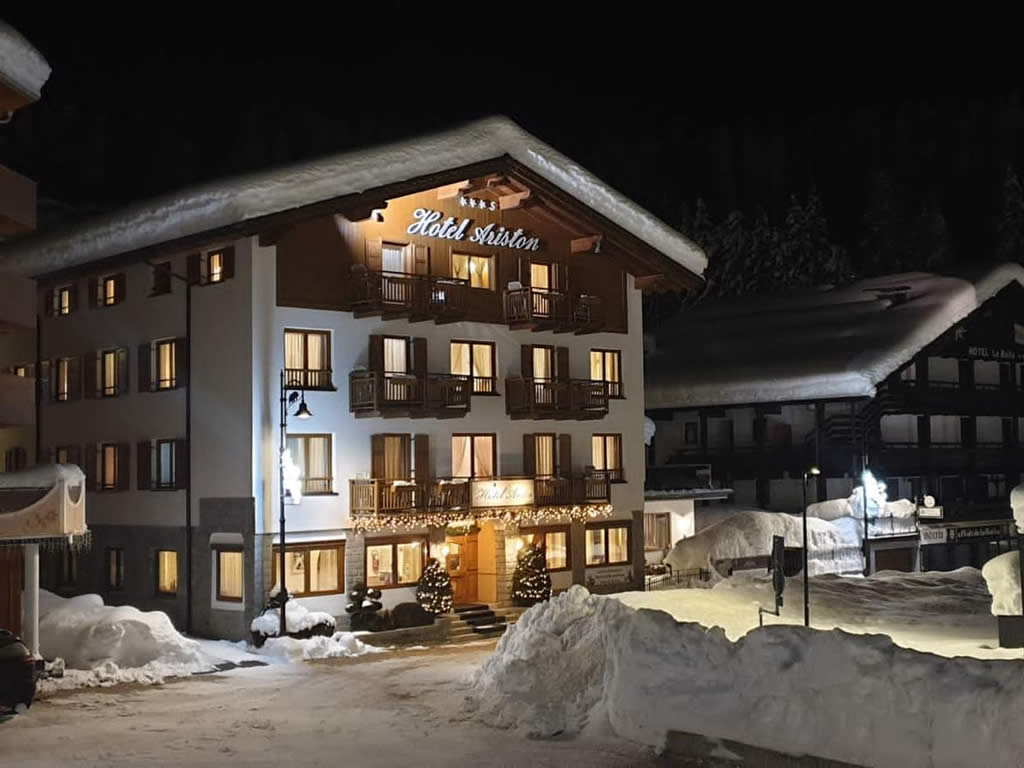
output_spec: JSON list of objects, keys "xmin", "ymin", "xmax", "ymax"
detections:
[
  {"xmin": 436, "ymin": 180, "xmax": 470, "ymax": 200},
  {"xmin": 570, "ymin": 235, "xmax": 602, "ymax": 254},
  {"xmin": 498, "ymin": 188, "xmax": 532, "ymax": 210},
  {"xmin": 634, "ymin": 274, "xmax": 666, "ymax": 291},
  {"xmin": 339, "ymin": 200, "xmax": 389, "ymax": 223}
]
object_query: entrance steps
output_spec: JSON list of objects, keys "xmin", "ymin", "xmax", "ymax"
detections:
[{"xmin": 445, "ymin": 603, "xmax": 528, "ymax": 642}]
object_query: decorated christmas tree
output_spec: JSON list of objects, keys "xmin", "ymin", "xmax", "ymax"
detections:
[
  {"xmin": 511, "ymin": 542, "xmax": 551, "ymax": 606},
  {"xmin": 416, "ymin": 558, "xmax": 454, "ymax": 615}
]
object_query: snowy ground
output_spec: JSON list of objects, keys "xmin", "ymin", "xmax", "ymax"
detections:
[
  {"xmin": 614, "ymin": 567, "xmax": 1022, "ymax": 660},
  {"xmin": 2, "ymin": 643, "xmax": 670, "ymax": 767}
]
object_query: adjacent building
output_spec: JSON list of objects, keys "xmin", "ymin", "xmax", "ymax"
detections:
[
  {"xmin": 0, "ymin": 118, "xmax": 706, "ymax": 638},
  {"xmin": 646, "ymin": 265, "xmax": 1024, "ymax": 571}
]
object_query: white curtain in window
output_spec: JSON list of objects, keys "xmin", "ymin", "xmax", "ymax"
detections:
[
  {"xmin": 218, "ymin": 551, "xmax": 243, "ymax": 599},
  {"xmin": 591, "ymin": 436, "xmax": 605, "ymax": 471},
  {"xmin": 606, "ymin": 352, "xmax": 619, "ymax": 383},
  {"xmin": 309, "ymin": 548, "xmax": 338, "ymax": 592},
  {"xmin": 536, "ymin": 435, "xmax": 555, "ymax": 476},
  {"xmin": 103, "ymin": 351, "xmax": 116, "ymax": 393},
  {"xmin": 450, "ymin": 342, "xmax": 470, "ymax": 376},
  {"xmin": 533, "ymin": 347, "xmax": 551, "ymax": 379},
  {"xmin": 590, "ymin": 351, "xmax": 603, "ymax": 381},
  {"xmin": 546, "ymin": 531, "xmax": 567, "ymax": 569},
  {"xmin": 605, "ymin": 436, "xmax": 620, "ymax": 470},
  {"xmin": 307, "ymin": 333, "xmax": 326, "ymax": 370},
  {"xmin": 530, "ymin": 263, "xmax": 549, "ymax": 290},
  {"xmin": 586, "ymin": 529, "xmax": 605, "ymax": 565},
  {"xmin": 608, "ymin": 527, "xmax": 629, "ymax": 563},
  {"xmin": 452, "ymin": 253, "xmax": 469, "ymax": 281},
  {"xmin": 284, "ymin": 551, "xmax": 305, "ymax": 594},
  {"xmin": 308, "ymin": 436, "xmax": 329, "ymax": 480},
  {"xmin": 285, "ymin": 332, "xmax": 305, "ymax": 369},
  {"xmin": 159, "ymin": 342, "xmax": 175, "ymax": 387},
  {"xmin": 473, "ymin": 435, "xmax": 494, "ymax": 478},
  {"xmin": 158, "ymin": 551, "xmax": 178, "ymax": 592},
  {"xmin": 472, "ymin": 256, "xmax": 491, "ymax": 289},
  {"xmin": 382, "ymin": 245, "xmax": 407, "ymax": 274},
  {"xmin": 397, "ymin": 542, "xmax": 423, "ymax": 583},
  {"xmin": 384, "ymin": 338, "xmax": 407, "ymax": 373},
  {"xmin": 472, "ymin": 344, "xmax": 492, "ymax": 379},
  {"xmin": 452, "ymin": 435, "xmax": 472, "ymax": 477}
]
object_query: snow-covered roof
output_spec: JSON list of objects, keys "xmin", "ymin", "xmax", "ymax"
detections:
[
  {"xmin": 646, "ymin": 263, "xmax": 1024, "ymax": 410},
  {"xmin": 0, "ymin": 20, "xmax": 51, "ymax": 102},
  {"xmin": 0, "ymin": 116, "xmax": 707, "ymax": 279}
]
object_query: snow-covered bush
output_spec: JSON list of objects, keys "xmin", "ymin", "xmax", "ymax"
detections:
[{"xmin": 250, "ymin": 600, "xmax": 335, "ymax": 647}]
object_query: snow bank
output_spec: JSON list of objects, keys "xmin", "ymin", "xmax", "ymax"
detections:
[
  {"xmin": 246, "ymin": 632, "xmax": 385, "ymax": 663},
  {"xmin": 982, "ymin": 551, "xmax": 1021, "ymax": 616},
  {"xmin": 469, "ymin": 586, "xmax": 1024, "ymax": 768},
  {"xmin": 36, "ymin": 590, "xmax": 216, "ymax": 693},
  {"xmin": 1013, "ymin": 481, "xmax": 1024, "ymax": 533},
  {"xmin": 0, "ymin": 21, "xmax": 51, "ymax": 100},
  {"xmin": 250, "ymin": 599, "xmax": 335, "ymax": 637},
  {"xmin": 664, "ymin": 509, "xmax": 861, "ymax": 578}
]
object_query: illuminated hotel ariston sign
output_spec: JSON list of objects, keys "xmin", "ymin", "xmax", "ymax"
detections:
[
  {"xmin": 470, "ymin": 478, "xmax": 535, "ymax": 508},
  {"xmin": 407, "ymin": 208, "xmax": 542, "ymax": 252}
]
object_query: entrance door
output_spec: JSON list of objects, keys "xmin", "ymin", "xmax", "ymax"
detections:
[
  {"xmin": 447, "ymin": 534, "xmax": 479, "ymax": 604},
  {"xmin": 874, "ymin": 547, "xmax": 915, "ymax": 572},
  {"xmin": 0, "ymin": 547, "xmax": 23, "ymax": 634}
]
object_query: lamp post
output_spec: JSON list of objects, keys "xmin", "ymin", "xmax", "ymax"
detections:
[
  {"xmin": 278, "ymin": 370, "xmax": 312, "ymax": 638},
  {"xmin": 802, "ymin": 466, "xmax": 821, "ymax": 628}
]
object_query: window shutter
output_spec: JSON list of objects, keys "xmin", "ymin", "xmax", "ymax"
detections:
[
  {"xmin": 399, "ymin": 435, "xmax": 412, "ymax": 479},
  {"xmin": 69, "ymin": 282, "xmax": 79, "ymax": 312},
  {"xmin": 371, "ymin": 434, "xmax": 386, "ymax": 478},
  {"xmin": 87, "ymin": 277, "xmax": 97, "ymax": 308},
  {"xmin": 174, "ymin": 338, "xmax": 188, "ymax": 387},
  {"xmin": 83, "ymin": 353, "xmax": 97, "ymax": 399},
  {"xmin": 187, "ymin": 253, "xmax": 201, "ymax": 285},
  {"xmin": 556, "ymin": 347, "xmax": 570, "ymax": 381},
  {"xmin": 115, "ymin": 273, "xmax": 127, "ymax": 303},
  {"xmin": 116, "ymin": 443, "xmax": 131, "ymax": 490},
  {"xmin": 68, "ymin": 445, "xmax": 81, "ymax": 468},
  {"xmin": 368, "ymin": 335, "xmax": 384, "ymax": 372},
  {"xmin": 84, "ymin": 444, "xmax": 97, "ymax": 490},
  {"xmin": 117, "ymin": 348, "xmax": 129, "ymax": 395},
  {"xmin": 413, "ymin": 244, "xmax": 430, "ymax": 275},
  {"xmin": 39, "ymin": 360, "xmax": 50, "ymax": 402},
  {"xmin": 174, "ymin": 439, "xmax": 188, "ymax": 489},
  {"xmin": 411, "ymin": 338, "xmax": 427, "ymax": 375},
  {"xmin": 137, "ymin": 441, "xmax": 152, "ymax": 491},
  {"xmin": 43, "ymin": 288, "xmax": 54, "ymax": 316},
  {"xmin": 523, "ymin": 434, "xmax": 536, "ymax": 476},
  {"xmin": 413, "ymin": 434, "xmax": 431, "ymax": 480},
  {"xmin": 221, "ymin": 246, "xmax": 236, "ymax": 280},
  {"xmin": 68, "ymin": 356, "xmax": 82, "ymax": 401},
  {"xmin": 521, "ymin": 345, "xmax": 533, "ymax": 378},
  {"xmin": 365, "ymin": 239, "xmax": 382, "ymax": 272},
  {"xmin": 558, "ymin": 434, "xmax": 572, "ymax": 476},
  {"xmin": 138, "ymin": 343, "xmax": 152, "ymax": 392},
  {"xmin": 520, "ymin": 258, "xmax": 531, "ymax": 287}
]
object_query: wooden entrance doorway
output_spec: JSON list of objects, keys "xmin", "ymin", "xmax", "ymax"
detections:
[
  {"xmin": 0, "ymin": 547, "xmax": 23, "ymax": 634},
  {"xmin": 446, "ymin": 532, "xmax": 479, "ymax": 604}
]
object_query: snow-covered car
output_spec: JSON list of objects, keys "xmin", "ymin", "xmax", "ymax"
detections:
[{"xmin": 0, "ymin": 630, "xmax": 42, "ymax": 712}]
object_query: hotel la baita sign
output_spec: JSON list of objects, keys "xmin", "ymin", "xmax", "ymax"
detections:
[
  {"xmin": 470, "ymin": 478, "xmax": 535, "ymax": 509},
  {"xmin": 407, "ymin": 208, "xmax": 542, "ymax": 252}
]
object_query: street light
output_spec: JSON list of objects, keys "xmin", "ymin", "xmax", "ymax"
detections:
[
  {"xmin": 278, "ymin": 370, "xmax": 313, "ymax": 638},
  {"xmin": 802, "ymin": 466, "xmax": 821, "ymax": 628}
]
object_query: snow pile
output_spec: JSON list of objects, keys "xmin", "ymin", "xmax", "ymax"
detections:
[
  {"xmin": 982, "ymin": 552, "xmax": 1021, "ymax": 616},
  {"xmin": 247, "ymin": 632, "xmax": 385, "ymax": 663},
  {"xmin": 1013, "ymin": 481, "xmax": 1024, "ymax": 533},
  {"xmin": 250, "ymin": 599, "xmax": 335, "ymax": 637},
  {"xmin": 664, "ymin": 509, "xmax": 861, "ymax": 578},
  {"xmin": 469, "ymin": 585, "xmax": 1024, "ymax": 767},
  {"xmin": 36, "ymin": 590, "xmax": 216, "ymax": 692},
  {"xmin": 0, "ymin": 21, "xmax": 51, "ymax": 100}
]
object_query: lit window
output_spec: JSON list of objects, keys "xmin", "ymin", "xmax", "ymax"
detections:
[
  {"xmin": 284, "ymin": 329, "xmax": 331, "ymax": 389},
  {"xmin": 157, "ymin": 550, "xmax": 178, "ymax": 594},
  {"xmin": 56, "ymin": 357, "xmax": 72, "ymax": 401},
  {"xmin": 272, "ymin": 543, "xmax": 344, "ymax": 596},
  {"xmin": 450, "ymin": 341, "xmax": 495, "ymax": 393},
  {"xmin": 155, "ymin": 440, "xmax": 176, "ymax": 488},
  {"xmin": 586, "ymin": 523, "xmax": 630, "ymax": 566},
  {"xmin": 216, "ymin": 549, "xmax": 243, "ymax": 602},
  {"xmin": 13, "ymin": 365, "xmax": 27, "ymax": 377},
  {"xmin": 107, "ymin": 549, "xmax": 124, "ymax": 590},
  {"xmin": 55, "ymin": 446, "xmax": 70, "ymax": 464},
  {"xmin": 452, "ymin": 434, "xmax": 495, "ymax": 478},
  {"xmin": 365, "ymin": 539, "xmax": 423, "ymax": 588},
  {"xmin": 522, "ymin": 526, "xmax": 570, "ymax": 571},
  {"xmin": 590, "ymin": 350, "xmax": 622, "ymax": 397},
  {"xmin": 57, "ymin": 286, "xmax": 72, "ymax": 315},
  {"xmin": 452, "ymin": 253, "xmax": 493, "ymax": 289},
  {"xmin": 534, "ymin": 434, "xmax": 555, "ymax": 476},
  {"xmin": 207, "ymin": 251, "xmax": 224, "ymax": 283},
  {"xmin": 592, "ymin": 434, "xmax": 623, "ymax": 481},
  {"xmin": 100, "ymin": 443, "xmax": 118, "ymax": 490},
  {"xmin": 101, "ymin": 350, "xmax": 118, "ymax": 396},
  {"xmin": 96, "ymin": 275, "xmax": 121, "ymax": 306},
  {"xmin": 156, "ymin": 340, "xmax": 176, "ymax": 389},
  {"xmin": 644, "ymin": 513, "xmax": 671, "ymax": 551},
  {"xmin": 286, "ymin": 434, "xmax": 333, "ymax": 494},
  {"xmin": 382, "ymin": 243, "xmax": 411, "ymax": 274},
  {"xmin": 586, "ymin": 528, "xmax": 606, "ymax": 565}
]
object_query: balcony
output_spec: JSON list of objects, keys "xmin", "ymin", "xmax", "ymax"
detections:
[
  {"xmin": 503, "ymin": 287, "xmax": 603, "ymax": 333},
  {"xmin": 505, "ymin": 377, "xmax": 609, "ymax": 420},
  {"xmin": 880, "ymin": 380, "xmax": 1024, "ymax": 417},
  {"xmin": 350, "ymin": 270, "xmax": 468, "ymax": 323},
  {"xmin": 349, "ymin": 371, "xmax": 472, "ymax": 418},
  {"xmin": 349, "ymin": 473, "xmax": 611, "ymax": 519},
  {"xmin": 284, "ymin": 368, "xmax": 336, "ymax": 391}
]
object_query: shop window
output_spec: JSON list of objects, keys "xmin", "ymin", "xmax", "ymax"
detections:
[
  {"xmin": 451, "ymin": 253, "xmax": 493, "ymax": 289},
  {"xmin": 157, "ymin": 550, "xmax": 178, "ymax": 595},
  {"xmin": 216, "ymin": 548, "xmax": 244, "ymax": 602},
  {"xmin": 521, "ymin": 526, "xmax": 571, "ymax": 571},
  {"xmin": 450, "ymin": 341, "xmax": 496, "ymax": 394},
  {"xmin": 585, "ymin": 522, "xmax": 631, "ymax": 566},
  {"xmin": 272, "ymin": 542, "xmax": 344, "ymax": 596},
  {"xmin": 590, "ymin": 349, "xmax": 623, "ymax": 398},
  {"xmin": 644, "ymin": 513, "xmax": 671, "ymax": 551},
  {"xmin": 365, "ymin": 538, "xmax": 425, "ymax": 588},
  {"xmin": 106, "ymin": 548, "xmax": 124, "ymax": 590}
]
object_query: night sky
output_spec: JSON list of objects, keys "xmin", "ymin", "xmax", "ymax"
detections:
[{"xmin": 3, "ymin": 11, "xmax": 1022, "ymax": 264}]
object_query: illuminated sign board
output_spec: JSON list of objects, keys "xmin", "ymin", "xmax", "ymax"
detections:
[
  {"xmin": 470, "ymin": 478, "xmax": 535, "ymax": 509},
  {"xmin": 407, "ymin": 208, "xmax": 542, "ymax": 252}
]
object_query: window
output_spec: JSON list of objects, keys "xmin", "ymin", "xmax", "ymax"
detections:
[
  {"xmin": 684, "ymin": 423, "xmax": 699, "ymax": 445},
  {"xmin": 372, "ymin": 434, "xmax": 412, "ymax": 479},
  {"xmin": 585, "ymin": 522, "xmax": 631, "ymax": 566},
  {"xmin": 450, "ymin": 341, "xmax": 496, "ymax": 394},
  {"xmin": 272, "ymin": 542, "xmax": 344, "ymax": 596},
  {"xmin": 384, "ymin": 336, "xmax": 408, "ymax": 374},
  {"xmin": 530, "ymin": 262, "xmax": 551, "ymax": 290},
  {"xmin": 365, "ymin": 537, "xmax": 425, "ymax": 588},
  {"xmin": 156, "ymin": 439, "xmax": 176, "ymax": 488},
  {"xmin": 592, "ymin": 434, "xmax": 623, "ymax": 482},
  {"xmin": 382, "ymin": 243, "xmax": 412, "ymax": 274},
  {"xmin": 94, "ymin": 274, "xmax": 124, "ymax": 307},
  {"xmin": 98, "ymin": 443, "xmax": 120, "ymax": 490},
  {"xmin": 532, "ymin": 345, "xmax": 553, "ymax": 379},
  {"xmin": 54, "ymin": 285, "xmax": 73, "ymax": 316},
  {"xmin": 12, "ymin": 364, "xmax": 28, "ymax": 377},
  {"xmin": 101, "ymin": 349, "xmax": 118, "ymax": 396},
  {"xmin": 286, "ymin": 434, "xmax": 333, "ymax": 494},
  {"xmin": 157, "ymin": 550, "xmax": 178, "ymax": 595},
  {"xmin": 138, "ymin": 439, "xmax": 184, "ymax": 491},
  {"xmin": 521, "ymin": 526, "xmax": 571, "ymax": 571},
  {"xmin": 4, "ymin": 447, "xmax": 26, "ymax": 472},
  {"xmin": 55, "ymin": 446, "xmax": 70, "ymax": 464},
  {"xmin": 534, "ymin": 434, "xmax": 555, "ymax": 476},
  {"xmin": 55, "ymin": 357, "xmax": 75, "ymax": 401},
  {"xmin": 451, "ymin": 253, "xmax": 493, "ymax": 289},
  {"xmin": 151, "ymin": 262, "xmax": 172, "ymax": 295},
  {"xmin": 590, "ymin": 350, "xmax": 623, "ymax": 398},
  {"xmin": 644, "ymin": 514, "xmax": 671, "ymax": 551},
  {"xmin": 106, "ymin": 548, "xmax": 124, "ymax": 590},
  {"xmin": 452, "ymin": 434, "xmax": 495, "ymax": 478},
  {"xmin": 216, "ymin": 548, "xmax": 244, "ymax": 602},
  {"xmin": 284, "ymin": 329, "xmax": 332, "ymax": 390},
  {"xmin": 156, "ymin": 340, "xmax": 176, "ymax": 389},
  {"xmin": 187, "ymin": 248, "xmax": 234, "ymax": 286},
  {"xmin": 207, "ymin": 250, "xmax": 225, "ymax": 283}
]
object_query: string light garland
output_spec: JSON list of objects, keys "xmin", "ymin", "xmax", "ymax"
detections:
[
  {"xmin": 352, "ymin": 504, "xmax": 613, "ymax": 534},
  {"xmin": 511, "ymin": 541, "xmax": 552, "ymax": 605},
  {"xmin": 416, "ymin": 558, "xmax": 454, "ymax": 615}
]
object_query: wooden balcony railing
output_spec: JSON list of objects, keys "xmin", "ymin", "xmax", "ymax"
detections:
[
  {"xmin": 349, "ymin": 370, "xmax": 471, "ymax": 416},
  {"xmin": 350, "ymin": 270, "xmax": 469, "ymax": 320},
  {"xmin": 505, "ymin": 377, "xmax": 609, "ymax": 420},
  {"xmin": 503, "ymin": 287, "xmax": 603, "ymax": 333},
  {"xmin": 284, "ymin": 368, "xmax": 335, "ymax": 391},
  {"xmin": 350, "ymin": 473, "xmax": 610, "ymax": 517},
  {"xmin": 303, "ymin": 477, "xmax": 334, "ymax": 495}
]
